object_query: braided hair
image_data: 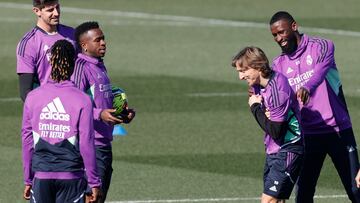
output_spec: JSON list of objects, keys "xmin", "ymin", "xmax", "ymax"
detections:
[{"xmin": 50, "ymin": 40, "xmax": 75, "ymax": 82}]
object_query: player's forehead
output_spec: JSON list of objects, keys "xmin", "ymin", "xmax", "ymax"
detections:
[
  {"xmin": 271, "ymin": 19, "xmax": 291, "ymax": 30},
  {"xmin": 234, "ymin": 60, "xmax": 249, "ymax": 72},
  {"xmin": 81, "ymin": 28, "xmax": 104, "ymax": 42},
  {"xmin": 42, "ymin": 1, "xmax": 59, "ymax": 9}
]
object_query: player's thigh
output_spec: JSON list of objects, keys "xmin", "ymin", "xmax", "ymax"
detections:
[
  {"xmin": 264, "ymin": 152, "xmax": 302, "ymax": 200},
  {"xmin": 95, "ymin": 145, "xmax": 113, "ymax": 194},
  {"xmin": 55, "ymin": 178, "xmax": 87, "ymax": 203},
  {"xmin": 31, "ymin": 178, "xmax": 56, "ymax": 203}
]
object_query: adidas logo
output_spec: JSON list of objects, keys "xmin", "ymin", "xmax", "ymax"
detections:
[
  {"xmin": 286, "ymin": 67, "xmax": 293, "ymax": 74},
  {"xmin": 40, "ymin": 97, "xmax": 70, "ymax": 121},
  {"xmin": 348, "ymin": 146, "xmax": 356, "ymax": 152},
  {"xmin": 269, "ymin": 185, "xmax": 277, "ymax": 192}
]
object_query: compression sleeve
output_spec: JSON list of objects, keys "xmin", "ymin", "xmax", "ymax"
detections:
[
  {"xmin": 250, "ymin": 103, "xmax": 288, "ymax": 140},
  {"xmin": 19, "ymin": 73, "xmax": 34, "ymax": 102},
  {"xmin": 21, "ymin": 100, "xmax": 34, "ymax": 185}
]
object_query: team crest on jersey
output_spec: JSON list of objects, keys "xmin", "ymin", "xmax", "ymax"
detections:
[
  {"xmin": 306, "ymin": 55, "xmax": 313, "ymax": 65},
  {"xmin": 44, "ymin": 44, "xmax": 51, "ymax": 61}
]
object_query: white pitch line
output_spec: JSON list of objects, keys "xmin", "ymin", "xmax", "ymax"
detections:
[
  {"xmin": 106, "ymin": 194, "xmax": 348, "ymax": 203},
  {"xmin": 0, "ymin": 97, "xmax": 21, "ymax": 102},
  {"xmin": 186, "ymin": 92, "xmax": 247, "ymax": 97},
  {"xmin": 1, "ymin": 2, "xmax": 360, "ymax": 37}
]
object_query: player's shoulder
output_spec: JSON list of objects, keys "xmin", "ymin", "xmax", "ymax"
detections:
[
  {"xmin": 68, "ymin": 86, "xmax": 92, "ymax": 105},
  {"xmin": 58, "ymin": 24, "xmax": 75, "ymax": 32},
  {"xmin": 307, "ymin": 35, "xmax": 334, "ymax": 48},
  {"xmin": 24, "ymin": 84, "xmax": 47, "ymax": 104},
  {"xmin": 58, "ymin": 24, "xmax": 75, "ymax": 39},
  {"xmin": 17, "ymin": 27, "xmax": 41, "ymax": 55},
  {"xmin": 74, "ymin": 57, "xmax": 91, "ymax": 74}
]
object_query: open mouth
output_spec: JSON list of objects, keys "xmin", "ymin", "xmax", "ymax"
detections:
[{"xmin": 280, "ymin": 40, "xmax": 288, "ymax": 47}]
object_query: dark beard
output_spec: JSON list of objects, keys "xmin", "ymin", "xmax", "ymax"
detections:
[{"xmin": 281, "ymin": 35, "xmax": 298, "ymax": 54}]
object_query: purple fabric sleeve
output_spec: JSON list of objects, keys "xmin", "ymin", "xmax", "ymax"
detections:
[
  {"xmin": 79, "ymin": 98, "xmax": 102, "ymax": 188},
  {"xmin": 268, "ymin": 91, "xmax": 290, "ymax": 122},
  {"xmin": 21, "ymin": 101, "xmax": 34, "ymax": 185},
  {"xmin": 303, "ymin": 41, "xmax": 335, "ymax": 95},
  {"xmin": 93, "ymin": 108, "xmax": 102, "ymax": 121},
  {"xmin": 16, "ymin": 46, "xmax": 35, "ymax": 74}
]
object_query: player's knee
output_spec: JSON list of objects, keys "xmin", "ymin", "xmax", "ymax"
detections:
[{"xmin": 261, "ymin": 193, "xmax": 282, "ymax": 203}]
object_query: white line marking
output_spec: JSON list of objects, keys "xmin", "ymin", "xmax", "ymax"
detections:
[
  {"xmin": 186, "ymin": 92, "xmax": 247, "ymax": 97},
  {"xmin": 0, "ymin": 97, "xmax": 21, "ymax": 102},
  {"xmin": 106, "ymin": 194, "xmax": 348, "ymax": 203},
  {"xmin": 1, "ymin": 2, "xmax": 360, "ymax": 37}
]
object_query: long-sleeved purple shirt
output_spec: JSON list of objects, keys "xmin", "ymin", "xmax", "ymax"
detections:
[
  {"xmin": 272, "ymin": 34, "xmax": 352, "ymax": 134},
  {"xmin": 260, "ymin": 72, "xmax": 302, "ymax": 154},
  {"xmin": 16, "ymin": 25, "xmax": 75, "ymax": 85},
  {"xmin": 71, "ymin": 53, "xmax": 114, "ymax": 146},
  {"xmin": 22, "ymin": 80, "xmax": 101, "ymax": 188}
]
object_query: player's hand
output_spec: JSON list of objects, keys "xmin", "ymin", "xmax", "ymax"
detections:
[
  {"xmin": 265, "ymin": 108, "xmax": 270, "ymax": 119},
  {"xmin": 296, "ymin": 87, "xmax": 310, "ymax": 105},
  {"xmin": 355, "ymin": 169, "xmax": 360, "ymax": 188},
  {"xmin": 248, "ymin": 95, "xmax": 262, "ymax": 107},
  {"xmin": 23, "ymin": 185, "xmax": 31, "ymax": 200},
  {"xmin": 121, "ymin": 107, "xmax": 136, "ymax": 124},
  {"xmin": 86, "ymin": 187, "xmax": 102, "ymax": 203},
  {"xmin": 100, "ymin": 109, "xmax": 123, "ymax": 124}
]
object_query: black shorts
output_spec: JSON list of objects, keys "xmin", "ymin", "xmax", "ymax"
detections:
[
  {"xmin": 263, "ymin": 151, "xmax": 303, "ymax": 199},
  {"xmin": 31, "ymin": 177, "xmax": 87, "ymax": 203},
  {"xmin": 95, "ymin": 145, "xmax": 113, "ymax": 199}
]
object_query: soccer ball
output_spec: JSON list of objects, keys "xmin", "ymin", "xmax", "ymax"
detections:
[{"xmin": 112, "ymin": 86, "xmax": 128, "ymax": 119}]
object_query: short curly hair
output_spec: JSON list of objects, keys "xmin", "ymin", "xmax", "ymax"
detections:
[{"xmin": 74, "ymin": 21, "xmax": 100, "ymax": 48}]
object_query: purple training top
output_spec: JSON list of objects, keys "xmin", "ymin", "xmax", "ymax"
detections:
[
  {"xmin": 21, "ymin": 80, "xmax": 101, "ymax": 188},
  {"xmin": 71, "ymin": 53, "xmax": 114, "ymax": 146},
  {"xmin": 272, "ymin": 34, "xmax": 352, "ymax": 134},
  {"xmin": 260, "ymin": 72, "xmax": 302, "ymax": 154},
  {"xmin": 16, "ymin": 25, "xmax": 75, "ymax": 85}
]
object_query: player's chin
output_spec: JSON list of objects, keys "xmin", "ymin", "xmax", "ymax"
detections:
[
  {"xmin": 98, "ymin": 51, "xmax": 106, "ymax": 57},
  {"xmin": 50, "ymin": 19, "xmax": 60, "ymax": 25}
]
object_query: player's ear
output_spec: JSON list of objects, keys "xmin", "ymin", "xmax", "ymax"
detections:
[
  {"xmin": 32, "ymin": 7, "xmax": 41, "ymax": 17},
  {"xmin": 291, "ymin": 21, "xmax": 298, "ymax": 32},
  {"xmin": 79, "ymin": 41, "xmax": 87, "ymax": 52}
]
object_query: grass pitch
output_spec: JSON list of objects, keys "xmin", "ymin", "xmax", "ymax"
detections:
[{"xmin": 0, "ymin": 0, "xmax": 360, "ymax": 202}]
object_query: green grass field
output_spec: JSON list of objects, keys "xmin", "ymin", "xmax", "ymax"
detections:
[{"xmin": 1, "ymin": 0, "xmax": 360, "ymax": 202}]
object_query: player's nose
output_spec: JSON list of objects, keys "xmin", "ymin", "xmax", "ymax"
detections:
[{"xmin": 239, "ymin": 72, "xmax": 246, "ymax": 80}]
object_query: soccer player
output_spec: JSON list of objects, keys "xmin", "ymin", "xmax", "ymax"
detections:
[
  {"xmin": 21, "ymin": 40, "xmax": 101, "ymax": 203},
  {"xmin": 232, "ymin": 46, "xmax": 303, "ymax": 203},
  {"xmin": 72, "ymin": 21, "xmax": 135, "ymax": 203},
  {"xmin": 269, "ymin": 11, "xmax": 360, "ymax": 203},
  {"xmin": 16, "ymin": 0, "xmax": 75, "ymax": 101}
]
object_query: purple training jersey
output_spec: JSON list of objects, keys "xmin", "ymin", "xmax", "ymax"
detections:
[
  {"xmin": 16, "ymin": 25, "xmax": 75, "ymax": 85},
  {"xmin": 272, "ymin": 34, "xmax": 352, "ymax": 134},
  {"xmin": 260, "ymin": 72, "xmax": 302, "ymax": 154},
  {"xmin": 21, "ymin": 81, "xmax": 101, "ymax": 188},
  {"xmin": 71, "ymin": 53, "xmax": 114, "ymax": 146}
]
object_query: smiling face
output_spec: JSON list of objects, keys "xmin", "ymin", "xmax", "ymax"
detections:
[
  {"xmin": 33, "ymin": 1, "xmax": 60, "ymax": 32},
  {"xmin": 270, "ymin": 19, "xmax": 299, "ymax": 54},
  {"xmin": 80, "ymin": 28, "xmax": 106, "ymax": 58},
  {"xmin": 235, "ymin": 62, "xmax": 261, "ymax": 87}
]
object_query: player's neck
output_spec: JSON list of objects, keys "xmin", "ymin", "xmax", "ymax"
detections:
[
  {"xmin": 259, "ymin": 77, "xmax": 269, "ymax": 88},
  {"xmin": 37, "ymin": 22, "xmax": 58, "ymax": 34}
]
